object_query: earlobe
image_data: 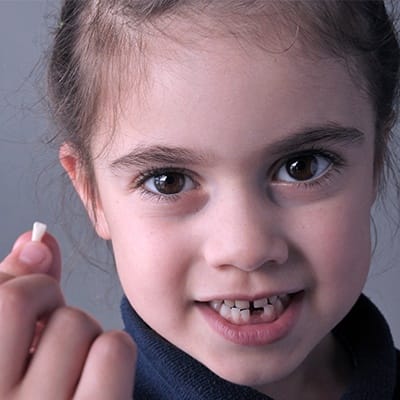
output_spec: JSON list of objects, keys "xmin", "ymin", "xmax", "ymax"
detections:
[{"xmin": 59, "ymin": 143, "xmax": 111, "ymax": 240}]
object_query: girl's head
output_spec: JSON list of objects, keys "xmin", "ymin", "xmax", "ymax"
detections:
[
  {"xmin": 50, "ymin": 1, "xmax": 399, "ymax": 197},
  {"xmin": 51, "ymin": 0, "xmax": 399, "ymax": 396}
]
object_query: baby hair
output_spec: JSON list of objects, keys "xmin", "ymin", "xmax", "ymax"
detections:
[{"xmin": 48, "ymin": 0, "xmax": 400, "ymax": 205}]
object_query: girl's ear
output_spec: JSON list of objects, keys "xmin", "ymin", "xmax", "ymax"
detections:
[{"xmin": 59, "ymin": 143, "xmax": 111, "ymax": 240}]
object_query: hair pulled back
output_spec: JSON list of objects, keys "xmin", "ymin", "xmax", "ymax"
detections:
[{"xmin": 48, "ymin": 0, "xmax": 400, "ymax": 199}]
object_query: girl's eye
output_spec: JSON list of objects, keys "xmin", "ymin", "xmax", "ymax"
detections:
[
  {"xmin": 275, "ymin": 154, "xmax": 331, "ymax": 183},
  {"xmin": 143, "ymin": 172, "xmax": 195, "ymax": 195}
]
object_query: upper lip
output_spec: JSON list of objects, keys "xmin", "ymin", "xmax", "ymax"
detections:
[{"xmin": 197, "ymin": 289, "xmax": 303, "ymax": 302}]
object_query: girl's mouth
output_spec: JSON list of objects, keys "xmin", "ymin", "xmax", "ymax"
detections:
[
  {"xmin": 209, "ymin": 294, "xmax": 292, "ymax": 325},
  {"xmin": 199, "ymin": 292, "xmax": 304, "ymax": 345}
]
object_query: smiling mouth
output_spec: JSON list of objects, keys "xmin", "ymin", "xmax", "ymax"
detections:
[{"xmin": 209, "ymin": 294, "xmax": 292, "ymax": 325}]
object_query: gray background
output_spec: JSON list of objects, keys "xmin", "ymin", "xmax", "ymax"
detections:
[{"xmin": 0, "ymin": 1, "xmax": 399, "ymax": 345}]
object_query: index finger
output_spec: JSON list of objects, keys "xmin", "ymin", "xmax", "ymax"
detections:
[{"xmin": 0, "ymin": 274, "xmax": 64, "ymax": 394}]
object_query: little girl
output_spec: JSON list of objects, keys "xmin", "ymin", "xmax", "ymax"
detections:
[{"xmin": 0, "ymin": 1, "xmax": 399, "ymax": 399}]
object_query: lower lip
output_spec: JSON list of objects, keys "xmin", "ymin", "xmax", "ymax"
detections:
[{"xmin": 198, "ymin": 292, "xmax": 304, "ymax": 346}]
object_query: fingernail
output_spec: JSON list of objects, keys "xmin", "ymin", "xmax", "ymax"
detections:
[{"xmin": 18, "ymin": 242, "xmax": 50, "ymax": 271}]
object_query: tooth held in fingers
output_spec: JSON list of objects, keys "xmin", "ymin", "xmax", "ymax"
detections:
[{"xmin": 31, "ymin": 222, "xmax": 47, "ymax": 242}]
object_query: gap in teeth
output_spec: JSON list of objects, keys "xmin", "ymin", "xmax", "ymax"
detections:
[{"xmin": 210, "ymin": 294, "xmax": 291, "ymax": 324}]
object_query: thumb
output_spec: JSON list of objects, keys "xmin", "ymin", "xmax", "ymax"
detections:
[{"xmin": 1, "ymin": 230, "xmax": 62, "ymax": 282}]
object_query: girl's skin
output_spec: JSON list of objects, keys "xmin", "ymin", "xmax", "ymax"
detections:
[
  {"xmin": 0, "ymin": 234, "xmax": 136, "ymax": 399},
  {"xmin": 63, "ymin": 29, "xmax": 375, "ymax": 399},
  {"xmin": 0, "ymin": 18, "xmax": 379, "ymax": 400}
]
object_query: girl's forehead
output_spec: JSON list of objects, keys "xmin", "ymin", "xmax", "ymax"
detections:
[
  {"xmin": 141, "ymin": 9, "xmax": 310, "ymax": 69},
  {"xmin": 96, "ymin": 10, "xmax": 310, "ymax": 109},
  {"xmin": 93, "ymin": 9, "xmax": 375, "ymax": 149},
  {"xmin": 111, "ymin": 12, "xmax": 370, "ymax": 108},
  {"xmin": 111, "ymin": 24, "xmax": 333, "ymax": 104},
  {"xmin": 92, "ymin": 30, "xmax": 375, "ymax": 163}
]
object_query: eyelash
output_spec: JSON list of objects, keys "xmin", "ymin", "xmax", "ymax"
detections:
[
  {"xmin": 130, "ymin": 167, "xmax": 198, "ymax": 203},
  {"xmin": 272, "ymin": 148, "xmax": 346, "ymax": 189},
  {"xmin": 130, "ymin": 148, "xmax": 346, "ymax": 202}
]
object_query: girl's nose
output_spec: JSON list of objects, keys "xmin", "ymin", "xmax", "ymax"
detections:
[{"xmin": 201, "ymin": 194, "xmax": 289, "ymax": 272}]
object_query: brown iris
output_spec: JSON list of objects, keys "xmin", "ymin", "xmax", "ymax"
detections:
[
  {"xmin": 154, "ymin": 173, "xmax": 185, "ymax": 194},
  {"xmin": 286, "ymin": 155, "xmax": 318, "ymax": 181}
]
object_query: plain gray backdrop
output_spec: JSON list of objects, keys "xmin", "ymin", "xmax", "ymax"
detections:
[{"xmin": 0, "ymin": 1, "xmax": 399, "ymax": 346}]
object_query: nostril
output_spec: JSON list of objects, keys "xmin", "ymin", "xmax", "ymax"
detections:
[{"xmin": 202, "ymin": 207, "xmax": 289, "ymax": 271}]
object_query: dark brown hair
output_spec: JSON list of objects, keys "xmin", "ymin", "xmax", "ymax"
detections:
[{"xmin": 48, "ymin": 0, "xmax": 400, "ymax": 205}]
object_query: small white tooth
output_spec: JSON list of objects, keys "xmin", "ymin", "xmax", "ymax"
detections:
[
  {"xmin": 210, "ymin": 300, "xmax": 222, "ymax": 311},
  {"xmin": 268, "ymin": 295, "xmax": 278, "ymax": 305},
  {"xmin": 220, "ymin": 304, "xmax": 231, "ymax": 319},
  {"xmin": 275, "ymin": 298, "xmax": 284, "ymax": 316},
  {"xmin": 263, "ymin": 304, "xmax": 276, "ymax": 322},
  {"xmin": 224, "ymin": 300, "xmax": 235, "ymax": 308},
  {"xmin": 253, "ymin": 298, "xmax": 268, "ymax": 308},
  {"xmin": 240, "ymin": 309, "xmax": 250, "ymax": 323},
  {"xmin": 235, "ymin": 300, "xmax": 250, "ymax": 309},
  {"xmin": 279, "ymin": 294, "xmax": 290, "ymax": 307},
  {"xmin": 231, "ymin": 307, "xmax": 241, "ymax": 323},
  {"xmin": 32, "ymin": 221, "xmax": 47, "ymax": 242}
]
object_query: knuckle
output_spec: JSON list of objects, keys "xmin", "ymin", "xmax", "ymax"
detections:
[
  {"xmin": 50, "ymin": 306, "xmax": 102, "ymax": 336},
  {"xmin": 93, "ymin": 331, "xmax": 137, "ymax": 363},
  {"xmin": 0, "ymin": 274, "xmax": 61, "ymax": 320},
  {"xmin": 0, "ymin": 270, "xmax": 15, "ymax": 283},
  {"xmin": 0, "ymin": 283, "xmax": 31, "ymax": 318}
]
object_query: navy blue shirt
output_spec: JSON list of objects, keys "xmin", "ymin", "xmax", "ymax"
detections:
[{"xmin": 121, "ymin": 294, "xmax": 399, "ymax": 399}]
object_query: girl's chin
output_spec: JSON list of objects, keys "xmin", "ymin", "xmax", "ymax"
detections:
[{"xmin": 201, "ymin": 354, "xmax": 301, "ymax": 395}]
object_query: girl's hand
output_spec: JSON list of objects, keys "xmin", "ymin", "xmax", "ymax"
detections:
[
  {"xmin": 1, "ymin": 230, "xmax": 61, "ymax": 280},
  {"xmin": 0, "ymin": 231, "xmax": 137, "ymax": 399}
]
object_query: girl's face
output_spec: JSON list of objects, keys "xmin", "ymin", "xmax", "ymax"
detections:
[{"xmin": 71, "ymin": 31, "xmax": 376, "ymax": 395}]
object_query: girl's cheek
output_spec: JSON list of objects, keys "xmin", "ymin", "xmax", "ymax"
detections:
[
  {"xmin": 129, "ymin": 190, "xmax": 208, "ymax": 219},
  {"xmin": 303, "ymin": 203, "xmax": 371, "ymax": 278}
]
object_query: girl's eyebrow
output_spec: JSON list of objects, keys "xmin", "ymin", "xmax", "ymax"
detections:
[
  {"xmin": 110, "ymin": 146, "xmax": 214, "ymax": 171},
  {"xmin": 109, "ymin": 124, "xmax": 365, "ymax": 172},
  {"xmin": 268, "ymin": 124, "xmax": 365, "ymax": 156}
]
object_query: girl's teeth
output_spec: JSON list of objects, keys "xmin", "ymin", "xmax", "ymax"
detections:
[
  {"xmin": 210, "ymin": 300, "xmax": 222, "ymax": 311},
  {"xmin": 220, "ymin": 303, "xmax": 231, "ymax": 318},
  {"xmin": 240, "ymin": 309, "xmax": 250, "ymax": 323},
  {"xmin": 280, "ymin": 294, "xmax": 290, "ymax": 307},
  {"xmin": 253, "ymin": 298, "xmax": 268, "ymax": 308},
  {"xmin": 274, "ymin": 298, "xmax": 284, "ymax": 316},
  {"xmin": 235, "ymin": 300, "xmax": 250, "ymax": 309},
  {"xmin": 263, "ymin": 304, "xmax": 275, "ymax": 320},
  {"xmin": 210, "ymin": 294, "xmax": 291, "ymax": 325},
  {"xmin": 231, "ymin": 307, "xmax": 241, "ymax": 323},
  {"xmin": 268, "ymin": 295, "xmax": 278, "ymax": 305}
]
